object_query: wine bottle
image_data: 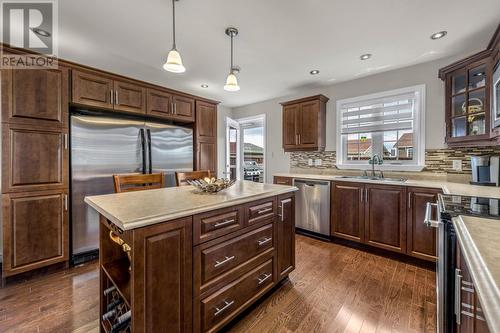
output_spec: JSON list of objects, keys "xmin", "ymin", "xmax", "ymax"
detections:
[
  {"xmin": 103, "ymin": 286, "xmax": 116, "ymax": 296},
  {"xmin": 109, "ymin": 311, "xmax": 131, "ymax": 333},
  {"xmin": 106, "ymin": 298, "xmax": 123, "ymax": 312},
  {"xmin": 102, "ymin": 308, "xmax": 116, "ymax": 321}
]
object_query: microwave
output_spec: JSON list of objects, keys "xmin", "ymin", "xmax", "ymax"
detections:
[{"xmin": 494, "ymin": 59, "xmax": 500, "ymax": 128}]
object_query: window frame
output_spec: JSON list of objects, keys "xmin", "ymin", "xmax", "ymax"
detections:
[{"xmin": 335, "ymin": 84, "xmax": 426, "ymax": 172}]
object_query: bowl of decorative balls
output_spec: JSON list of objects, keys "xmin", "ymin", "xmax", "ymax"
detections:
[{"xmin": 187, "ymin": 177, "xmax": 236, "ymax": 193}]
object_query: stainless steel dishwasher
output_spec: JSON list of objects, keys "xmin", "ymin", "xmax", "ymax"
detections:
[{"xmin": 294, "ymin": 179, "xmax": 330, "ymax": 236}]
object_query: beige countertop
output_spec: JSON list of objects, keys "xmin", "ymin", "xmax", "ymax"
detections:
[
  {"xmin": 274, "ymin": 173, "xmax": 500, "ymax": 199},
  {"xmin": 85, "ymin": 180, "xmax": 297, "ymax": 231},
  {"xmin": 453, "ymin": 216, "xmax": 500, "ymax": 333}
]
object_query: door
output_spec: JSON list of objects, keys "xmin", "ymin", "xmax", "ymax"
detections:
[
  {"xmin": 1, "ymin": 67, "xmax": 68, "ymax": 128},
  {"xmin": 71, "ymin": 69, "xmax": 113, "ymax": 109},
  {"xmin": 364, "ymin": 184, "xmax": 406, "ymax": 253},
  {"xmin": 407, "ymin": 187, "xmax": 441, "ymax": 261},
  {"xmin": 172, "ymin": 95, "xmax": 195, "ymax": 122},
  {"xmin": 2, "ymin": 189, "xmax": 68, "ymax": 277},
  {"xmin": 147, "ymin": 88, "xmax": 172, "ymax": 119},
  {"xmin": 277, "ymin": 193, "xmax": 295, "ymax": 280},
  {"xmin": 113, "ymin": 80, "xmax": 146, "ymax": 114},
  {"xmin": 195, "ymin": 101, "xmax": 217, "ymax": 139},
  {"xmin": 225, "ymin": 117, "xmax": 241, "ymax": 180},
  {"xmin": 2, "ymin": 124, "xmax": 68, "ymax": 193},
  {"xmin": 71, "ymin": 114, "xmax": 145, "ymax": 255},
  {"xmin": 331, "ymin": 182, "xmax": 364, "ymax": 243},
  {"xmin": 145, "ymin": 122, "xmax": 193, "ymax": 187},
  {"xmin": 196, "ymin": 138, "xmax": 217, "ymax": 175},
  {"xmin": 298, "ymin": 100, "xmax": 319, "ymax": 147},
  {"xmin": 282, "ymin": 104, "xmax": 298, "ymax": 149}
]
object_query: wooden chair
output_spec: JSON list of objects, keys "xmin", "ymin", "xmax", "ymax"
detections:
[
  {"xmin": 113, "ymin": 173, "xmax": 166, "ymax": 193},
  {"xmin": 175, "ymin": 170, "xmax": 211, "ymax": 186}
]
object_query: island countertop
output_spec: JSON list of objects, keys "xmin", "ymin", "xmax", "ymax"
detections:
[{"xmin": 85, "ymin": 180, "xmax": 298, "ymax": 231}]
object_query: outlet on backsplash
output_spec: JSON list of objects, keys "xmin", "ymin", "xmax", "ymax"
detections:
[
  {"xmin": 452, "ymin": 160, "xmax": 462, "ymax": 171},
  {"xmin": 314, "ymin": 159, "xmax": 322, "ymax": 166}
]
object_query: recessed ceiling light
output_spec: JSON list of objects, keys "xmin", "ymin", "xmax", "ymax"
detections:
[
  {"xmin": 32, "ymin": 28, "xmax": 51, "ymax": 37},
  {"xmin": 473, "ymin": 72, "xmax": 484, "ymax": 77},
  {"xmin": 360, "ymin": 54, "xmax": 372, "ymax": 60},
  {"xmin": 430, "ymin": 31, "xmax": 447, "ymax": 40},
  {"xmin": 201, "ymin": 84, "xmax": 208, "ymax": 88},
  {"xmin": 310, "ymin": 70, "xmax": 320, "ymax": 75}
]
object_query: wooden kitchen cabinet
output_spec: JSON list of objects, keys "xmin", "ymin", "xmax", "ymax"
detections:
[
  {"xmin": 172, "ymin": 94, "xmax": 195, "ymax": 122},
  {"xmin": 273, "ymin": 176, "xmax": 293, "ymax": 186},
  {"xmin": 146, "ymin": 88, "xmax": 195, "ymax": 122},
  {"xmin": 277, "ymin": 193, "xmax": 295, "ymax": 280},
  {"xmin": 331, "ymin": 182, "xmax": 364, "ymax": 243},
  {"xmin": 113, "ymin": 80, "xmax": 146, "ymax": 114},
  {"xmin": 195, "ymin": 100, "xmax": 218, "ymax": 175},
  {"xmin": 364, "ymin": 184, "xmax": 406, "ymax": 253},
  {"xmin": 1, "ymin": 67, "xmax": 69, "ymax": 128},
  {"xmin": 406, "ymin": 187, "xmax": 442, "ymax": 261},
  {"xmin": 281, "ymin": 95, "xmax": 328, "ymax": 152},
  {"xmin": 2, "ymin": 189, "xmax": 69, "ymax": 277}
]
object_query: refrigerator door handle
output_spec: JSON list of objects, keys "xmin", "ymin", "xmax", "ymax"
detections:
[
  {"xmin": 140, "ymin": 128, "xmax": 146, "ymax": 174},
  {"xmin": 146, "ymin": 129, "xmax": 152, "ymax": 174}
]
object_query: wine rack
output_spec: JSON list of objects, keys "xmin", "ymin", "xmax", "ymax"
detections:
[{"xmin": 101, "ymin": 279, "xmax": 131, "ymax": 333}]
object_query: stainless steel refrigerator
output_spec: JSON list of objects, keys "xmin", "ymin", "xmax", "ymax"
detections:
[{"xmin": 70, "ymin": 112, "xmax": 193, "ymax": 261}]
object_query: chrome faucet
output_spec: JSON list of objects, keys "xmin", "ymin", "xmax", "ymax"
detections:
[{"xmin": 368, "ymin": 154, "xmax": 383, "ymax": 177}]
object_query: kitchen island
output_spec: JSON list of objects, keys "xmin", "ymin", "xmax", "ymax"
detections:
[{"xmin": 85, "ymin": 181, "xmax": 297, "ymax": 333}]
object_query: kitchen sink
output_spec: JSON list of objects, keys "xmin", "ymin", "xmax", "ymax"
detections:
[{"xmin": 336, "ymin": 175, "xmax": 407, "ymax": 183}]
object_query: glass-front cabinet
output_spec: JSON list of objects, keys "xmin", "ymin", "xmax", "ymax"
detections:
[{"xmin": 441, "ymin": 55, "xmax": 494, "ymax": 146}]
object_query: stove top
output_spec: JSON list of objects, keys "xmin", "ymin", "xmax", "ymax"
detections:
[{"xmin": 438, "ymin": 194, "xmax": 500, "ymax": 219}]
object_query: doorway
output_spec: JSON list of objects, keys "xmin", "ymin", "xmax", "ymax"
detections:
[{"xmin": 225, "ymin": 115, "xmax": 266, "ymax": 183}]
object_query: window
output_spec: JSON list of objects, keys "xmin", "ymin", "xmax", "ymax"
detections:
[{"xmin": 336, "ymin": 85, "xmax": 425, "ymax": 171}]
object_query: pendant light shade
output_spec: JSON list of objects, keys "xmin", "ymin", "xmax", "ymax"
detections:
[
  {"xmin": 223, "ymin": 27, "xmax": 240, "ymax": 92},
  {"xmin": 163, "ymin": 0, "xmax": 186, "ymax": 73}
]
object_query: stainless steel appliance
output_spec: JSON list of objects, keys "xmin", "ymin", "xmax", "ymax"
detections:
[
  {"xmin": 71, "ymin": 112, "xmax": 193, "ymax": 262},
  {"xmin": 470, "ymin": 155, "xmax": 500, "ymax": 186},
  {"xmin": 425, "ymin": 194, "xmax": 500, "ymax": 333},
  {"xmin": 294, "ymin": 179, "xmax": 330, "ymax": 236}
]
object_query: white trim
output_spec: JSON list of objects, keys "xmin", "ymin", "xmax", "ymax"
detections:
[
  {"xmin": 235, "ymin": 114, "xmax": 267, "ymax": 183},
  {"xmin": 225, "ymin": 117, "xmax": 241, "ymax": 180},
  {"xmin": 336, "ymin": 84, "xmax": 426, "ymax": 172}
]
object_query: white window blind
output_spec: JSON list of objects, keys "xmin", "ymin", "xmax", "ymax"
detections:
[{"xmin": 340, "ymin": 92, "xmax": 416, "ymax": 135}]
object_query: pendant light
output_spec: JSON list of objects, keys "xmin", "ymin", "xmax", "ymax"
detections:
[
  {"xmin": 224, "ymin": 27, "xmax": 240, "ymax": 92},
  {"xmin": 163, "ymin": 0, "xmax": 186, "ymax": 73}
]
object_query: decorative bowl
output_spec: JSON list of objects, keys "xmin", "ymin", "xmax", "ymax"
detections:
[{"xmin": 187, "ymin": 177, "xmax": 236, "ymax": 193}]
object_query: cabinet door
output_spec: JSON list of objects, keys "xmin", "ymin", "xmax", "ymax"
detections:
[
  {"xmin": 71, "ymin": 69, "xmax": 114, "ymax": 109},
  {"xmin": 2, "ymin": 189, "xmax": 68, "ymax": 277},
  {"xmin": 364, "ymin": 184, "xmax": 406, "ymax": 253},
  {"xmin": 331, "ymin": 182, "xmax": 364, "ymax": 243},
  {"xmin": 2, "ymin": 124, "xmax": 68, "ymax": 193},
  {"xmin": 297, "ymin": 100, "xmax": 319, "ymax": 147},
  {"xmin": 196, "ymin": 138, "xmax": 217, "ymax": 175},
  {"xmin": 475, "ymin": 297, "xmax": 490, "ymax": 333},
  {"xmin": 113, "ymin": 80, "xmax": 146, "ymax": 114},
  {"xmin": 277, "ymin": 193, "xmax": 295, "ymax": 280},
  {"xmin": 195, "ymin": 101, "xmax": 217, "ymax": 138},
  {"xmin": 146, "ymin": 88, "xmax": 172, "ymax": 119},
  {"xmin": 282, "ymin": 104, "xmax": 298, "ymax": 149},
  {"xmin": 1, "ymin": 67, "xmax": 68, "ymax": 128},
  {"xmin": 456, "ymin": 245, "xmax": 476, "ymax": 333},
  {"xmin": 132, "ymin": 217, "xmax": 192, "ymax": 333},
  {"xmin": 407, "ymin": 187, "xmax": 441, "ymax": 261},
  {"xmin": 172, "ymin": 95, "xmax": 195, "ymax": 122}
]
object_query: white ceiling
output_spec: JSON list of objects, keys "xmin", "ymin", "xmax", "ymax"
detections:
[{"xmin": 57, "ymin": 0, "xmax": 500, "ymax": 107}]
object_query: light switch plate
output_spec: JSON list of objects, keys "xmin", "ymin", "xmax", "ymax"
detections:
[
  {"xmin": 452, "ymin": 160, "xmax": 462, "ymax": 171},
  {"xmin": 308, "ymin": 158, "xmax": 313, "ymax": 166},
  {"xmin": 314, "ymin": 159, "xmax": 322, "ymax": 166}
]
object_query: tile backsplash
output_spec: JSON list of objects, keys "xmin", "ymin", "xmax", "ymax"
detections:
[{"xmin": 290, "ymin": 146, "xmax": 500, "ymax": 174}]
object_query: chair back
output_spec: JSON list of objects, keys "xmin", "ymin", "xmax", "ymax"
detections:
[
  {"xmin": 175, "ymin": 170, "xmax": 211, "ymax": 186},
  {"xmin": 113, "ymin": 173, "xmax": 166, "ymax": 193}
]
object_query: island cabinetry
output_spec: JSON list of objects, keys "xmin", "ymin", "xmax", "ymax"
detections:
[{"xmin": 277, "ymin": 193, "xmax": 295, "ymax": 280}]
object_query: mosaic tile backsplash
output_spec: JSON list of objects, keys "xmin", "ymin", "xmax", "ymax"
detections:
[{"xmin": 290, "ymin": 146, "xmax": 500, "ymax": 174}]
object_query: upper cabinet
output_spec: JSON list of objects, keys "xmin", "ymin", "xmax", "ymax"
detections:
[
  {"xmin": 439, "ymin": 24, "xmax": 500, "ymax": 146},
  {"xmin": 146, "ymin": 88, "xmax": 195, "ymax": 122},
  {"xmin": 281, "ymin": 95, "xmax": 328, "ymax": 152},
  {"xmin": 71, "ymin": 69, "xmax": 147, "ymax": 115}
]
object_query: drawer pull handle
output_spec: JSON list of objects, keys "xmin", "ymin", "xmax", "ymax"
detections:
[
  {"xmin": 214, "ymin": 219, "xmax": 235, "ymax": 228},
  {"xmin": 257, "ymin": 207, "xmax": 273, "ymax": 215},
  {"xmin": 214, "ymin": 255, "xmax": 235, "ymax": 268},
  {"xmin": 214, "ymin": 300, "xmax": 234, "ymax": 316},
  {"xmin": 257, "ymin": 237, "xmax": 272, "ymax": 246},
  {"xmin": 258, "ymin": 273, "xmax": 272, "ymax": 285}
]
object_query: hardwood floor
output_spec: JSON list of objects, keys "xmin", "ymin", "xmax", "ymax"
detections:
[{"xmin": 0, "ymin": 235, "xmax": 436, "ymax": 333}]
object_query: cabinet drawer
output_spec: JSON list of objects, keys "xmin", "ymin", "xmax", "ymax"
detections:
[
  {"xmin": 273, "ymin": 176, "xmax": 293, "ymax": 186},
  {"xmin": 197, "ymin": 224, "xmax": 274, "ymax": 288},
  {"xmin": 200, "ymin": 259, "xmax": 274, "ymax": 333},
  {"xmin": 194, "ymin": 206, "xmax": 244, "ymax": 245},
  {"xmin": 246, "ymin": 198, "xmax": 276, "ymax": 226}
]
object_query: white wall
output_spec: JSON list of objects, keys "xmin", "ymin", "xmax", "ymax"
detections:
[
  {"xmin": 231, "ymin": 53, "xmax": 470, "ymax": 183},
  {"xmin": 216, "ymin": 105, "xmax": 232, "ymax": 178}
]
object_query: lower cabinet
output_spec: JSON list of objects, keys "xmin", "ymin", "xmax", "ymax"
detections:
[
  {"xmin": 277, "ymin": 193, "xmax": 295, "ymax": 280},
  {"xmin": 407, "ymin": 187, "xmax": 441, "ymax": 261},
  {"xmin": 331, "ymin": 182, "xmax": 364, "ymax": 243},
  {"xmin": 2, "ymin": 189, "xmax": 69, "ymax": 277}
]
